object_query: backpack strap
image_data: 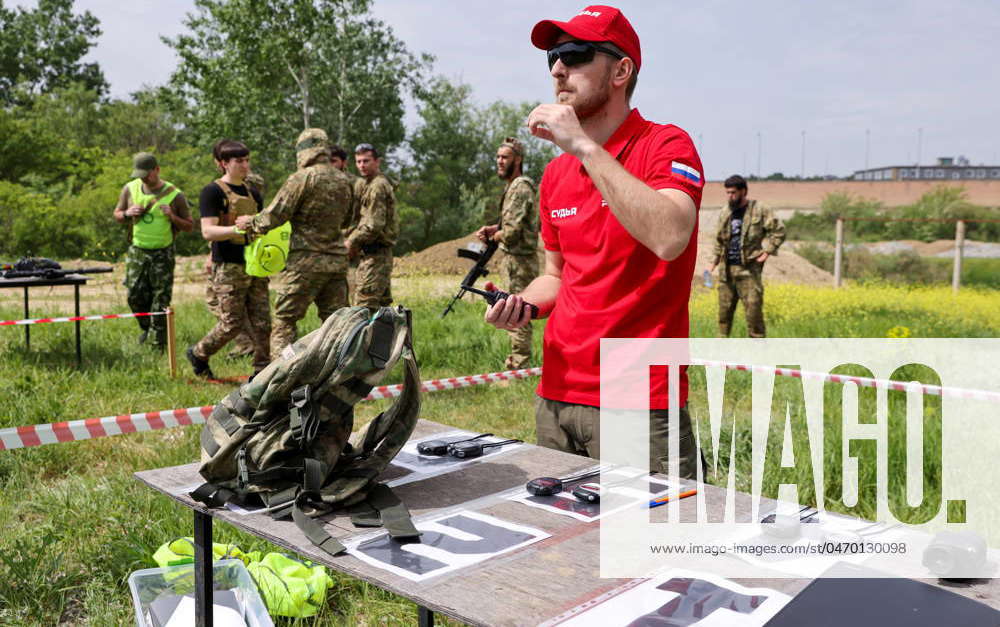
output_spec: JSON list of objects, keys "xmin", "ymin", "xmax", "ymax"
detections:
[
  {"xmin": 292, "ymin": 490, "xmax": 347, "ymax": 556},
  {"xmin": 190, "ymin": 482, "xmax": 237, "ymax": 508},
  {"xmin": 365, "ymin": 484, "xmax": 420, "ymax": 540}
]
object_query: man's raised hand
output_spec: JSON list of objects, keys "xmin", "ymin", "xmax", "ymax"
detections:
[{"xmin": 526, "ymin": 104, "xmax": 598, "ymax": 159}]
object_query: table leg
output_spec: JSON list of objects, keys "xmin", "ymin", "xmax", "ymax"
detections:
[
  {"xmin": 23, "ymin": 286, "xmax": 29, "ymax": 351},
  {"xmin": 418, "ymin": 605, "xmax": 435, "ymax": 627},
  {"xmin": 74, "ymin": 284, "xmax": 81, "ymax": 366},
  {"xmin": 194, "ymin": 509, "xmax": 213, "ymax": 627}
]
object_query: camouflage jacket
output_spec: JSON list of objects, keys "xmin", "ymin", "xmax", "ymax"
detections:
[
  {"xmin": 249, "ymin": 158, "xmax": 353, "ymax": 273},
  {"xmin": 343, "ymin": 173, "xmax": 365, "ymax": 239},
  {"xmin": 346, "ymin": 173, "xmax": 397, "ymax": 250},
  {"xmin": 496, "ymin": 175, "xmax": 538, "ymax": 256},
  {"xmin": 711, "ymin": 199, "xmax": 786, "ymax": 267}
]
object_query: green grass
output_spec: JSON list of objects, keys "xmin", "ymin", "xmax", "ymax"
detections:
[
  {"xmin": 0, "ymin": 277, "xmax": 997, "ymax": 624},
  {"xmin": 926, "ymin": 257, "xmax": 1000, "ymax": 289}
]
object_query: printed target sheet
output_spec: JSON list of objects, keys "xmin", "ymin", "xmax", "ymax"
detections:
[{"xmin": 510, "ymin": 467, "xmax": 675, "ymax": 522}]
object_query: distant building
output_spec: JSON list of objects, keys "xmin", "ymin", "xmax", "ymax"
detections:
[{"xmin": 853, "ymin": 156, "xmax": 1000, "ymax": 181}]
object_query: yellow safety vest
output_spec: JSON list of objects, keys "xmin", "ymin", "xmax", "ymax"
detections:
[{"xmin": 127, "ymin": 178, "xmax": 180, "ymax": 249}]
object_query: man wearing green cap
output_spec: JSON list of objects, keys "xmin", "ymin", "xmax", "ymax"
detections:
[
  {"xmin": 476, "ymin": 136, "xmax": 539, "ymax": 369},
  {"xmin": 113, "ymin": 152, "xmax": 193, "ymax": 348},
  {"xmin": 236, "ymin": 128, "xmax": 354, "ymax": 358}
]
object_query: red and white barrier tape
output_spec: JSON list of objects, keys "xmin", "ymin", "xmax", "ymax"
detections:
[
  {"xmin": 0, "ymin": 311, "xmax": 168, "ymax": 326},
  {"xmin": 2, "ymin": 361, "xmax": 997, "ymax": 451},
  {"xmin": 0, "ymin": 367, "xmax": 543, "ymax": 451},
  {"xmin": 367, "ymin": 366, "xmax": 543, "ymax": 399},
  {"xmin": 0, "ymin": 406, "xmax": 213, "ymax": 451},
  {"xmin": 690, "ymin": 359, "xmax": 1000, "ymax": 404}
]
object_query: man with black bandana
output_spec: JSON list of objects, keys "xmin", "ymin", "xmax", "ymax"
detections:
[{"xmin": 709, "ymin": 174, "xmax": 786, "ymax": 337}]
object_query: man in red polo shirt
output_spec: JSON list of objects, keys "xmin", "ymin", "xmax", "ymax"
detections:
[{"xmin": 485, "ymin": 5, "xmax": 703, "ymax": 478}]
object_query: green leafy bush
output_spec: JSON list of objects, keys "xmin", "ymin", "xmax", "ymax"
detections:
[{"xmin": 787, "ymin": 187, "xmax": 1000, "ymax": 243}]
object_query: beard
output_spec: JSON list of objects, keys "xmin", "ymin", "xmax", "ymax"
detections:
[
  {"xmin": 556, "ymin": 65, "xmax": 613, "ymax": 121},
  {"xmin": 498, "ymin": 161, "xmax": 516, "ymax": 179}
]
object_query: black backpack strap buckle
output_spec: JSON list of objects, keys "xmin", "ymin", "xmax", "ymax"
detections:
[{"xmin": 289, "ymin": 385, "xmax": 318, "ymax": 446}]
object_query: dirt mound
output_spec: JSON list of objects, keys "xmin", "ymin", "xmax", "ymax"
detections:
[
  {"xmin": 397, "ymin": 212, "xmax": 834, "ymax": 287},
  {"xmin": 393, "ymin": 236, "xmax": 544, "ymax": 278},
  {"xmin": 696, "ymin": 211, "xmax": 833, "ymax": 286}
]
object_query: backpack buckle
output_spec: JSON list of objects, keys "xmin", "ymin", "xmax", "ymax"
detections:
[
  {"xmin": 290, "ymin": 385, "xmax": 318, "ymax": 446},
  {"xmin": 237, "ymin": 448, "xmax": 249, "ymax": 491}
]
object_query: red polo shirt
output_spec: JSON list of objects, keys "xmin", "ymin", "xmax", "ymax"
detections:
[{"xmin": 537, "ymin": 108, "xmax": 704, "ymax": 409}]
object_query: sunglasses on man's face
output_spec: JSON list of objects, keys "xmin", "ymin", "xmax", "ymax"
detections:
[{"xmin": 547, "ymin": 40, "xmax": 624, "ymax": 70}]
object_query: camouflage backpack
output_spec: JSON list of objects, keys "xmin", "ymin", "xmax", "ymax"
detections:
[{"xmin": 191, "ymin": 305, "xmax": 421, "ymax": 556}]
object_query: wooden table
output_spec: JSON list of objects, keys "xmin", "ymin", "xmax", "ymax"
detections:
[
  {"xmin": 135, "ymin": 419, "xmax": 1000, "ymax": 626},
  {"xmin": 0, "ymin": 274, "xmax": 90, "ymax": 365}
]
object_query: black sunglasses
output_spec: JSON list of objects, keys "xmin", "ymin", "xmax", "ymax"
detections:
[{"xmin": 547, "ymin": 40, "xmax": 624, "ymax": 70}]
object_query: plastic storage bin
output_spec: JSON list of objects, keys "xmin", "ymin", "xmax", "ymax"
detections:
[{"xmin": 128, "ymin": 558, "xmax": 273, "ymax": 627}]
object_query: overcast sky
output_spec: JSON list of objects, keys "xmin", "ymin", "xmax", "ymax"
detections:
[{"xmin": 16, "ymin": 0, "xmax": 1000, "ymax": 180}]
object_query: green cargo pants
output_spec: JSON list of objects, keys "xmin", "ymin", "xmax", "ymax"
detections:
[{"xmin": 534, "ymin": 396, "xmax": 703, "ymax": 479}]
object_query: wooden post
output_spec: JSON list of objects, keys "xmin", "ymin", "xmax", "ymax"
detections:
[
  {"xmin": 834, "ymin": 217, "xmax": 844, "ymax": 288},
  {"xmin": 166, "ymin": 307, "xmax": 177, "ymax": 378},
  {"xmin": 952, "ymin": 220, "xmax": 965, "ymax": 293}
]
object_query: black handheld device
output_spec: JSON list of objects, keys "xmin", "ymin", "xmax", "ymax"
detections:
[
  {"xmin": 417, "ymin": 433, "xmax": 493, "ymax": 456},
  {"xmin": 462, "ymin": 285, "xmax": 540, "ymax": 319}
]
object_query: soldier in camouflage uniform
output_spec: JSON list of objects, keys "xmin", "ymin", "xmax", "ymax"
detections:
[
  {"xmin": 205, "ymin": 170, "xmax": 265, "ymax": 358},
  {"xmin": 347, "ymin": 143, "xmax": 397, "ymax": 311},
  {"xmin": 330, "ymin": 144, "xmax": 364, "ymax": 301},
  {"xmin": 113, "ymin": 152, "xmax": 194, "ymax": 349},
  {"xmin": 709, "ymin": 175, "xmax": 786, "ymax": 338},
  {"xmin": 236, "ymin": 129, "xmax": 354, "ymax": 359},
  {"xmin": 188, "ymin": 140, "xmax": 271, "ymax": 378},
  {"xmin": 476, "ymin": 137, "xmax": 539, "ymax": 369}
]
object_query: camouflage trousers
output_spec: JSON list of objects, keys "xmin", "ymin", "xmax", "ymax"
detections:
[
  {"xmin": 123, "ymin": 245, "xmax": 174, "ymax": 346},
  {"xmin": 271, "ymin": 268, "xmax": 349, "ymax": 360},
  {"xmin": 206, "ymin": 278, "xmax": 254, "ymax": 356},
  {"xmin": 354, "ymin": 248, "xmax": 392, "ymax": 310},
  {"xmin": 717, "ymin": 263, "xmax": 766, "ymax": 338},
  {"xmin": 194, "ymin": 262, "xmax": 271, "ymax": 371},
  {"xmin": 502, "ymin": 252, "xmax": 538, "ymax": 369},
  {"xmin": 534, "ymin": 396, "xmax": 704, "ymax": 479}
]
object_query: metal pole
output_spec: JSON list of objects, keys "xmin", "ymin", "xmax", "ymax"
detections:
[
  {"xmin": 865, "ymin": 129, "xmax": 870, "ymax": 170},
  {"xmin": 952, "ymin": 220, "xmax": 965, "ymax": 293},
  {"xmin": 74, "ymin": 284, "xmax": 81, "ymax": 367},
  {"xmin": 917, "ymin": 127, "xmax": 923, "ymax": 165},
  {"xmin": 756, "ymin": 131, "xmax": 762, "ymax": 178},
  {"xmin": 166, "ymin": 308, "xmax": 177, "ymax": 378},
  {"xmin": 23, "ymin": 286, "xmax": 29, "ymax": 351},
  {"xmin": 418, "ymin": 605, "xmax": 435, "ymax": 627},
  {"xmin": 194, "ymin": 510, "xmax": 213, "ymax": 627},
  {"xmin": 834, "ymin": 217, "xmax": 844, "ymax": 288},
  {"xmin": 801, "ymin": 130, "xmax": 806, "ymax": 179}
]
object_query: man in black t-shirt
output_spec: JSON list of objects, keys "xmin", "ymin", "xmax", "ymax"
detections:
[
  {"xmin": 186, "ymin": 140, "xmax": 271, "ymax": 378},
  {"xmin": 708, "ymin": 175, "xmax": 786, "ymax": 337}
]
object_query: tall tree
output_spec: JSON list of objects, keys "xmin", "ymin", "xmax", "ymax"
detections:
[
  {"xmin": 403, "ymin": 77, "xmax": 485, "ymax": 246},
  {"xmin": 0, "ymin": 0, "xmax": 107, "ymax": 106},
  {"xmin": 399, "ymin": 77, "xmax": 558, "ymax": 250},
  {"xmin": 164, "ymin": 0, "xmax": 430, "ymax": 169}
]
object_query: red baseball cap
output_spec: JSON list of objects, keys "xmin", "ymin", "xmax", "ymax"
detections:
[{"xmin": 531, "ymin": 5, "xmax": 641, "ymax": 72}]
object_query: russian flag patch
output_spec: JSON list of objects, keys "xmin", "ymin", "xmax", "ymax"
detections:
[{"xmin": 671, "ymin": 161, "xmax": 701, "ymax": 183}]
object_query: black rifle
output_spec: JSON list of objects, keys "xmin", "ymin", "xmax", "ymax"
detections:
[
  {"xmin": 1, "ymin": 257, "xmax": 113, "ymax": 280},
  {"xmin": 440, "ymin": 239, "xmax": 499, "ymax": 318}
]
